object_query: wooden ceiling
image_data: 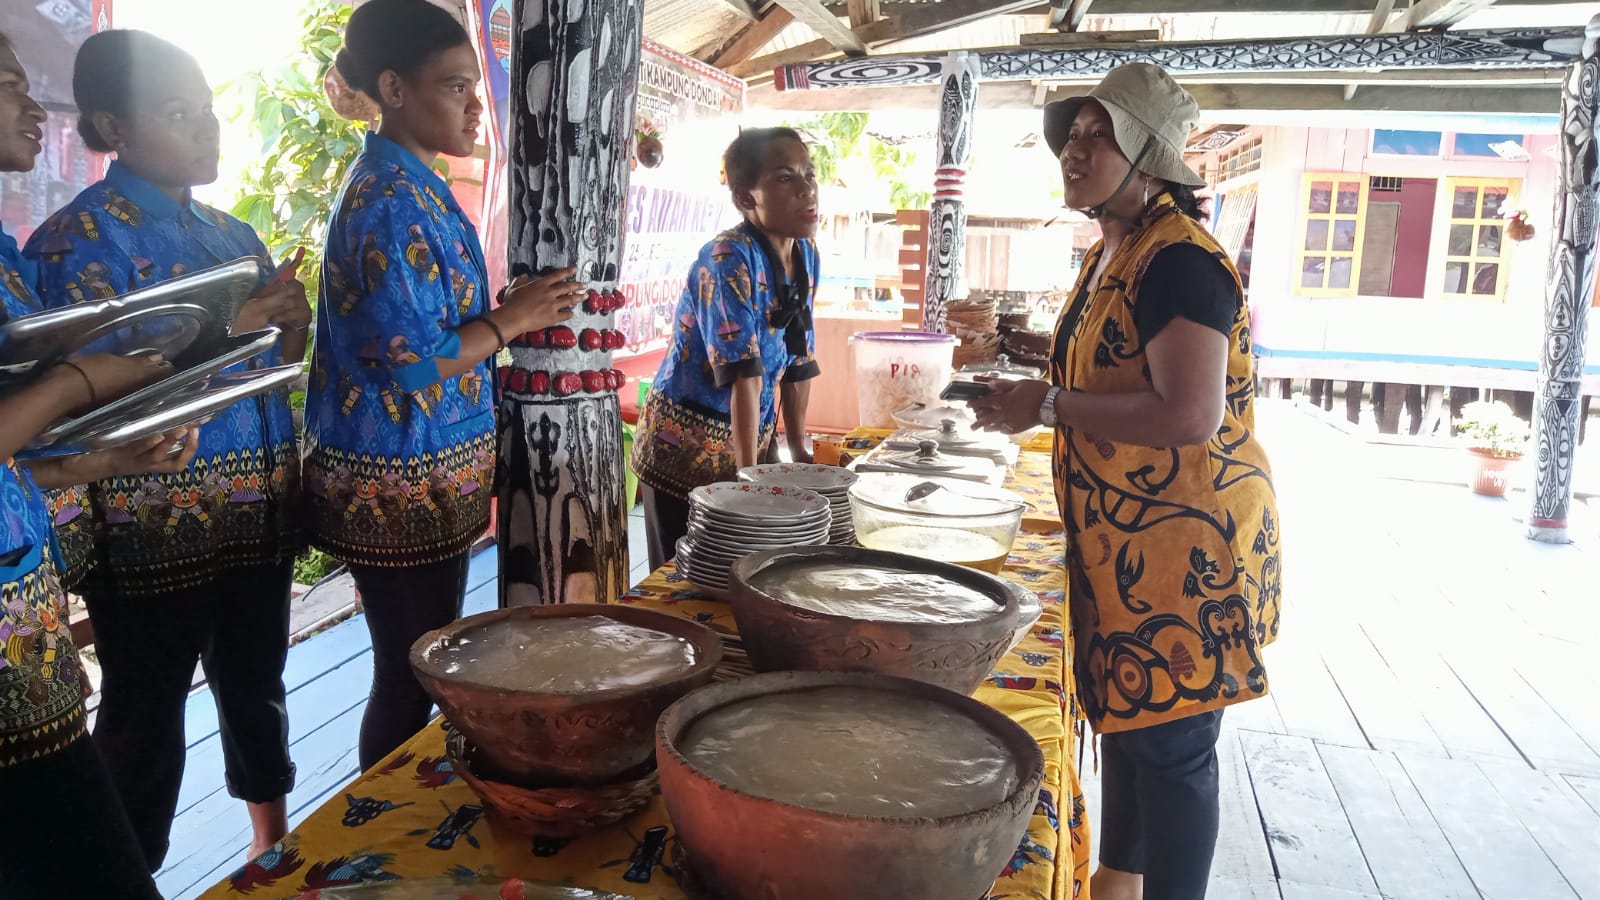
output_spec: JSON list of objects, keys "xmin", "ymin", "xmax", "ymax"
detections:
[{"xmin": 643, "ymin": 0, "xmax": 1598, "ymax": 115}]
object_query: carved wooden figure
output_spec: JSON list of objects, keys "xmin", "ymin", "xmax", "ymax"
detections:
[
  {"xmin": 1528, "ymin": 15, "xmax": 1600, "ymax": 543},
  {"xmin": 923, "ymin": 52, "xmax": 978, "ymax": 334},
  {"xmin": 499, "ymin": 0, "xmax": 643, "ymax": 603}
]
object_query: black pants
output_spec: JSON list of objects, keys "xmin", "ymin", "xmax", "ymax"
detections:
[
  {"xmin": 88, "ymin": 559, "xmax": 296, "ymax": 871},
  {"xmin": 348, "ymin": 552, "xmax": 470, "ymax": 771},
  {"xmin": 1099, "ymin": 709, "xmax": 1225, "ymax": 900},
  {"xmin": 642, "ymin": 486, "xmax": 691, "ymax": 572},
  {"xmin": 0, "ymin": 735, "xmax": 161, "ymax": 899}
]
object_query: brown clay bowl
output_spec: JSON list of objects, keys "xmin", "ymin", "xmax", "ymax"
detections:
[
  {"xmin": 728, "ymin": 545, "xmax": 1019, "ymax": 695},
  {"xmin": 409, "ymin": 603, "xmax": 722, "ymax": 786},
  {"xmin": 656, "ymin": 671, "xmax": 1045, "ymax": 900}
]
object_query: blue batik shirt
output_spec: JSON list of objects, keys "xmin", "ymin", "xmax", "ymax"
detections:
[
  {"xmin": 23, "ymin": 161, "xmax": 299, "ymax": 595},
  {"xmin": 0, "ymin": 221, "xmax": 86, "ymax": 766},
  {"xmin": 630, "ymin": 223, "xmax": 821, "ymax": 498},
  {"xmin": 305, "ymin": 133, "xmax": 495, "ymax": 567}
]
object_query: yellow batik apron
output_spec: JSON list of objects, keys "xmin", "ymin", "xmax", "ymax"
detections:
[{"xmin": 1051, "ymin": 192, "xmax": 1282, "ymax": 734}]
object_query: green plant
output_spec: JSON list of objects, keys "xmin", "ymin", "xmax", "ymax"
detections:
[
  {"xmin": 293, "ymin": 547, "xmax": 343, "ymax": 586},
  {"xmin": 219, "ymin": 0, "xmax": 368, "ymax": 309},
  {"xmin": 1455, "ymin": 400, "xmax": 1529, "ymax": 458},
  {"xmin": 787, "ymin": 113, "xmax": 931, "ymax": 212}
]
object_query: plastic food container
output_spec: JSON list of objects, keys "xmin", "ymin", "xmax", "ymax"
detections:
[
  {"xmin": 847, "ymin": 472, "xmax": 1027, "ymax": 574},
  {"xmin": 850, "ymin": 331, "xmax": 959, "ymax": 428}
]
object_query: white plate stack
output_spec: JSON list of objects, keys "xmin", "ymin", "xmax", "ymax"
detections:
[
  {"xmin": 676, "ymin": 482, "xmax": 832, "ymax": 598},
  {"xmin": 737, "ymin": 463, "xmax": 858, "ymax": 546}
]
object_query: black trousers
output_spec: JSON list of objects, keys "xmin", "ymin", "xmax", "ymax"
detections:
[
  {"xmin": 642, "ymin": 486, "xmax": 691, "ymax": 572},
  {"xmin": 0, "ymin": 735, "xmax": 161, "ymax": 899},
  {"xmin": 88, "ymin": 559, "xmax": 296, "ymax": 872},
  {"xmin": 348, "ymin": 552, "xmax": 470, "ymax": 771},
  {"xmin": 1098, "ymin": 709, "xmax": 1225, "ymax": 900}
]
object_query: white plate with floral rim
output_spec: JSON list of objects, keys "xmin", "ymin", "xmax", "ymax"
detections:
[
  {"xmin": 736, "ymin": 463, "xmax": 858, "ymax": 493},
  {"xmin": 688, "ymin": 482, "xmax": 831, "ymax": 522}
]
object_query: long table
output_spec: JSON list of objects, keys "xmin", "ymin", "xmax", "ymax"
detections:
[{"xmin": 201, "ymin": 450, "xmax": 1089, "ymax": 900}]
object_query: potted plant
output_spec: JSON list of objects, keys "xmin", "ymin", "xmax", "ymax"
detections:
[
  {"xmin": 1507, "ymin": 209, "xmax": 1536, "ymax": 242},
  {"xmin": 1455, "ymin": 399, "xmax": 1529, "ymax": 497}
]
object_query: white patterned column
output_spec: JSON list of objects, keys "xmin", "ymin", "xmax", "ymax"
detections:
[
  {"xmin": 1528, "ymin": 15, "xmax": 1600, "ymax": 543},
  {"xmin": 923, "ymin": 51, "xmax": 978, "ymax": 334},
  {"xmin": 498, "ymin": 0, "xmax": 642, "ymax": 603}
]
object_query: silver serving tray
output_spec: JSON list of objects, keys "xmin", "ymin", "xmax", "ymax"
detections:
[
  {"xmin": 0, "ymin": 302, "xmax": 213, "ymax": 381},
  {"xmin": 0, "ymin": 257, "xmax": 260, "ymax": 376},
  {"xmin": 35, "ymin": 327, "xmax": 281, "ymax": 447},
  {"xmin": 31, "ymin": 363, "xmax": 300, "ymax": 455}
]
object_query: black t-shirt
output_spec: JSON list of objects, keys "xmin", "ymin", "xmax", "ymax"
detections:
[{"xmin": 1132, "ymin": 242, "xmax": 1240, "ymax": 341}]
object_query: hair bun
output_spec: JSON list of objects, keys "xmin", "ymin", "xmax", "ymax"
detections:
[{"xmin": 333, "ymin": 48, "xmax": 366, "ymax": 94}]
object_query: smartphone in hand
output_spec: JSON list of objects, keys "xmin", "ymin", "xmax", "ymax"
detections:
[{"xmin": 939, "ymin": 380, "xmax": 992, "ymax": 402}]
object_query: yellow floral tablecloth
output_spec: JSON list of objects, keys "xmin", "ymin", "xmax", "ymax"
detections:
[{"xmin": 202, "ymin": 453, "xmax": 1089, "ymax": 900}]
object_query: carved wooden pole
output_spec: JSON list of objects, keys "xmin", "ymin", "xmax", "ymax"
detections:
[
  {"xmin": 499, "ymin": 0, "xmax": 641, "ymax": 603},
  {"xmin": 923, "ymin": 51, "xmax": 977, "ymax": 334},
  {"xmin": 1528, "ymin": 15, "xmax": 1600, "ymax": 544}
]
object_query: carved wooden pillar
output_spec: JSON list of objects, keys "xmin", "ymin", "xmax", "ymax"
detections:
[
  {"xmin": 1529, "ymin": 15, "xmax": 1600, "ymax": 544},
  {"xmin": 923, "ymin": 51, "xmax": 978, "ymax": 334},
  {"xmin": 498, "ymin": 0, "xmax": 642, "ymax": 603}
]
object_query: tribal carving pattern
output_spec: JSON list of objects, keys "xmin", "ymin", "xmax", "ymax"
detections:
[
  {"xmin": 924, "ymin": 53, "xmax": 978, "ymax": 335},
  {"xmin": 775, "ymin": 27, "xmax": 1584, "ymax": 90},
  {"xmin": 1529, "ymin": 17, "xmax": 1600, "ymax": 542},
  {"xmin": 500, "ymin": 0, "xmax": 642, "ymax": 603}
]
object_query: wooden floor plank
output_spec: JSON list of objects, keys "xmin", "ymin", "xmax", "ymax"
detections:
[
  {"xmin": 1317, "ymin": 622, "xmax": 1448, "ymax": 758},
  {"xmin": 1354, "ymin": 618, "xmax": 1523, "ymax": 766},
  {"xmin": 1240, "ymin": 731, "xmax": 1377, "ymax": 893},
  {"xmin": 165, "ymin": 703, "xmax": 369, "ymax": 900},
  {"xmin": 1210, "ymin": 729, "xmax": 1281, "ymax": 900},
  {"xmin": 1277, "ymin": 884, "xmax": 1382, "ymax": 900},
  {"xmin": 1256, "ymin": 641, "xmax": 1369, "ymax": 750},
  {"xmin": 1480, "ymin": 761, "xmax": 1600, "ymax": 899},
  {"xmin": 1317, "ymin": 744, "xmax": 1478, "ymax": 900},
  {"xmin": 1512, "ymin": 646, "xmax": 1600, "ymax": 766},
  {"xmin": 1400, "ymin": 753, "xmax": 1578, "ymax": 900},
  {"xmin": 1568, "ymin": 775, "xmax": 1600, "ymax": 818},
  {"xmin": 1441, "ymin": 653, "xmax": 1600, "ymax": 776}
]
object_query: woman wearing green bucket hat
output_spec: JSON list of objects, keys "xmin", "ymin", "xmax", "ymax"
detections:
[{"xmin": 971, "ymin": 63, "xmax": 1282, "ymax": 900}]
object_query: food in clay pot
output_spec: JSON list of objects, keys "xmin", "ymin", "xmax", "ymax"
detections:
[
  {"xmin": 410, "ymin": 604, "xmax": 722, "ymax": 787},
  {"xmin": 728, "ymin": 545, "xmax": 1025, "ymax": 695},
  {"xmin": 656, "ymin": 671, "xmax": 1044, "ymax": 900}
]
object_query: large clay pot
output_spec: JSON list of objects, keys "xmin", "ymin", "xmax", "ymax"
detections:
[
  {"xmin": 728, "ymin": 545, "xmax": 1019, "ymax": 695},
  {"xmin": 410, "ymin": 604, "xmax": 722, "ymax": 786},
  {"xmin": 656, "ymin": 671, "xmax": 1045, "ymax": 900},
  {"xmin": 1467, "ymin": 446, "xmax": 1522, "ymax": 497}
]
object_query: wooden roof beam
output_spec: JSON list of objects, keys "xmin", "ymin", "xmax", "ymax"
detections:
[
  {"xmin": 709, "ymin": 6, "xmax": 796, "ymax": 67},
  {"xmin": 1087, "ymin": 0, "xmax": 1566, "ymax": 13},
  {"xmin": 1053, "ymin": 0, "xmax": 1096, "ymax": 32},
  {"xmin": 731, "ymin": 0, "xmax": 1045, "ymax": 77},
  {"xmin": 1394, "ymin": 0, "xmax": 1499, "ymax": 30},
  {"xmin": 847, "ymin": 0, "xmax": 880, "ymax": 27},
  {"xmin": 772, "ymin": 0, "xmax": 868, "ymax": 55},
  {"xmin": 713, "ymin": 0, "xmax": 761, "ymax": 22}
]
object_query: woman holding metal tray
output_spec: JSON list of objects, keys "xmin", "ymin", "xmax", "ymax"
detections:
[
  {"xmin": 23, "ymin": 30, "xmax": 309, "ymax": 871},
  {"xmin": 0, "ymin": 32, "xmax": 207, "ymax": 898}
]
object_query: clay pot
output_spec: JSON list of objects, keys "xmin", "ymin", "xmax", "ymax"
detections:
[
  {"xmin": 728, "ymin": 546, "xmax": 1019, "ymax": 695},
  {"xmin": 1508, "ymin": 218, "xmax": 1535, "ymax": 242},
  {"xmin": 1468, "ymin": 446, "xmax": 1523, "ymax": 497},
  {"xmin": 656, "ymin": 671, "xmax": 1045, "ymax": 900},
  {"xmin": 636, "ymin": 134, "xmax": 663, "ymax": 168},
  {"xmin": 409, "ymin": 604, "xmax": 722, "ymax": 786}
]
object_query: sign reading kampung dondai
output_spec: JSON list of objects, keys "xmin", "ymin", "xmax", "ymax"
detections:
[
  {"xmin": 774, "ymin": 27, "xmax": 1584, "ymax": 91},
  {"xmin": 616, "ymin": 40, "xmax": 744, "ymax": 360},
  {"xmin": 499, "ymin": 0, "xmax": 644, "ymax": 605}
]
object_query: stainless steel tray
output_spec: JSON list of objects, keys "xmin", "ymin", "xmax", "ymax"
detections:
[
  {"xmin": 0, "ymin": 257, "xmax": 260, "ymax": 376},
  {"xmin": 35, "ymin": 327, "xmax": 281, "ymax": 447},
  {"xmin": 31, "ymin": 363, "xmax": 300, "ymax": 455},
  {"xmin": 0, "ymin": 301, "xmax": 213, "ymax": 380}
]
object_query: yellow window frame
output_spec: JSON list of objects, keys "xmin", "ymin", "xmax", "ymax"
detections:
[
  {"xmin": 1295, "ymin": 173, "xmax": 1369, "ymax": 298},
  {"xmin": 1440, "ymin": 176, "xmax": 1520, "ymax": 301}
]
